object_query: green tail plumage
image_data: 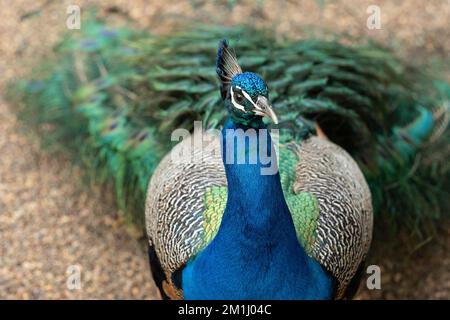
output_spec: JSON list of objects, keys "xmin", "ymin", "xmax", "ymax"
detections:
[{"xmin": 7, "ymin": 19, "xmax": 449, "ymax": 239}]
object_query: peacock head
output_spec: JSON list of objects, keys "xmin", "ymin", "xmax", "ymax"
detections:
[{"xmin": 216, "ymin": 40, "xmax": 278, "ymax": 127}]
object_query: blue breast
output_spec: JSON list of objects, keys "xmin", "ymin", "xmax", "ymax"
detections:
[{"xmin": 182, "ymin": 119, "xmax": 334, "ymax": 299}]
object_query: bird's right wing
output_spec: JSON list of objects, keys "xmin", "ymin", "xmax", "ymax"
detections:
[{"xmin": 145, "ymin": 131, "xmax": 227, "ymax": 299}]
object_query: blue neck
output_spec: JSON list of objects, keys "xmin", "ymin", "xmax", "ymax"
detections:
[
  {"xmin": 220, "ymin": 119, "xmax": 286, "ymax": 233},
  {"xmin": 182, "ymin": 119, "xmax": 334, "ymax": 299}
]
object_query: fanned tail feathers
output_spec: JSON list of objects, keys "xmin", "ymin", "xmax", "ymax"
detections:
[{"xmin": 6, "ymin": 19, "xmax": 450, "ymax": 239}]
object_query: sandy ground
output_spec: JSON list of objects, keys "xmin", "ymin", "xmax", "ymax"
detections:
[
  {"xmin": 0, "ymin": 97, "xmax": 157, "ymax": 299},
  {"xmin": 0, "ymin": 0, "xmax": 449, "ymax": 299}
]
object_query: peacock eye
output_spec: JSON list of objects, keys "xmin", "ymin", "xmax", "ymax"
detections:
[{"xmin": 235, "ymin": 92, "xmax": 245, "ymax": 104}]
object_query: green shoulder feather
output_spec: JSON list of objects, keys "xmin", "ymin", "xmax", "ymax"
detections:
[{"xmin": 197, "ymin": 145, "xmax": 320, "ymax": 254}]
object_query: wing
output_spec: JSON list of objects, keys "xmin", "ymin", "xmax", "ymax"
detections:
[
  {"xmin": 145, "ymin": 131, "xmax": 226, "ymax": 299},
  {"xmin": 145, "ymin": 133, "xmax": 372, "ymax": 299},
  {"xmin": 286, "ymin": 136, "xmax": 373, "ymax": 299}
]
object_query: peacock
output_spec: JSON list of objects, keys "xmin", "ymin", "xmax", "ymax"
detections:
[
  {"xmin": 7, "ymin": 19, "xmax": 449, "ymax": 299},
  {"xmin": 145, "ymin": 40, "xmax": 373, "ymax": 299}
]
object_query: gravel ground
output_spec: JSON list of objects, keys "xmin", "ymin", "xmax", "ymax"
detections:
[
  {"xmin": 0, "ymin": 98, "xmax": 158, "ymax": 299},
  {"xmin": 0, "ymin": 0, "xmax": 449, "ymax": 299}
]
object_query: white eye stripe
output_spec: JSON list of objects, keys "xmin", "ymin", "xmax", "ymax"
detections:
[
  {"xmin": 231, "ymin": 86, "xmax": 261, "ymax": 112},
  {"xmin": 241, "ymin": 89, "xmax": 261, "ymax": 111},
  {"xmin": 230, "ymin": 86, "xmax": 245, "ymax": 111}
]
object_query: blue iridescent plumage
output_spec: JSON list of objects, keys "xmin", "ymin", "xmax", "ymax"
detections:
[
  {"xmin": 182, "ymin": 120, "xmax": 334, "ymax": 299},
  {"xmin": 231, "ymin": 72, "xmax": 268, "ymax": 98}
]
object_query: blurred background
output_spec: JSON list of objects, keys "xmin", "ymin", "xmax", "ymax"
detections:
[{"xmin": 0, "ymin": 0, "xmax": 449, "ymax": 299}]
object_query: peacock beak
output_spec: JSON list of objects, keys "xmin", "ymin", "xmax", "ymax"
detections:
[{"xmin": 255, "ymin": 96, "xmax": 279, "ymax": 124}]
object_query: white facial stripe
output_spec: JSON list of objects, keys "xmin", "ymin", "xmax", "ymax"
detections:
[
  {"xmin": 230, "ymin": 86, "xmax": 245, "ymax": 111},
  {"xmin": 241, "ymin": 89, "xmax": 261, "ymax": 111},
  {"xmin": 231, "ymin": 86, "xmax": 262, "ymax": 113}
]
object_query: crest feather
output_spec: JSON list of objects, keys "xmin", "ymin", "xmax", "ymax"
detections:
[{"xmin": 216, "ymin": 39, "xmax": 242, "ymax": 99}]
